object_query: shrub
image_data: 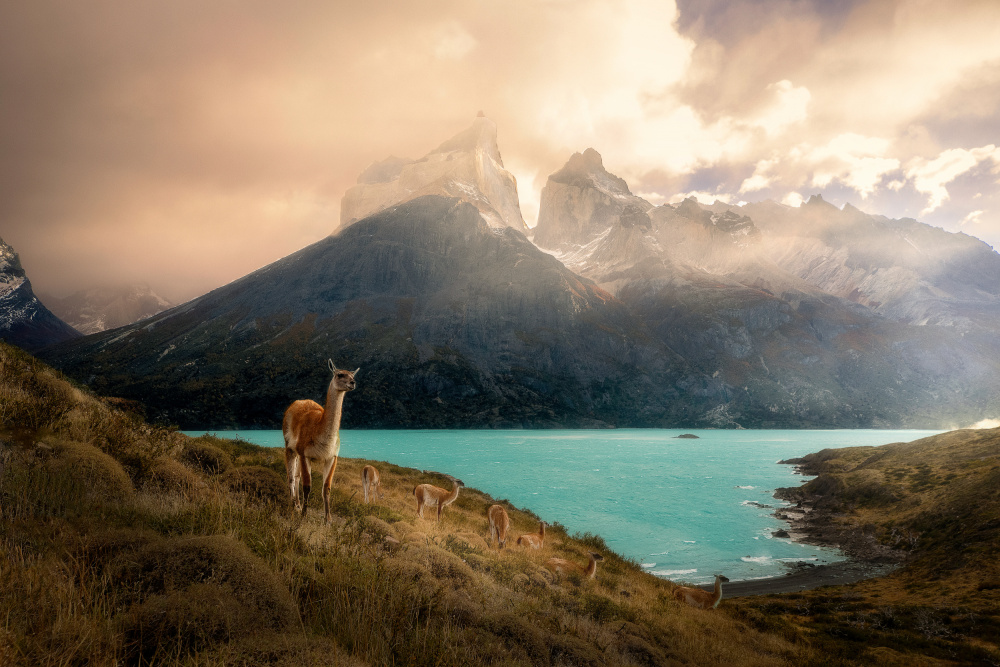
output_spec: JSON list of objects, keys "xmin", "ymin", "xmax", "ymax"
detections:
[
  {"xmin": 122, "ymin": 583, "xmax": 260, "ymax": 664},
  {"xmin": 181, "ymin": 440, "xmax": 233, "ymax": 475},
  {"xmin": 116, "ymin": 535, "xmax": 299, "ymax": 633},
  {"xmin": 143, "ymin": 456, "xmax": 206, "ymax": 498},
  {"xmin": 220, "ymin": 465, "xmax": 291, "ymax": 514}
]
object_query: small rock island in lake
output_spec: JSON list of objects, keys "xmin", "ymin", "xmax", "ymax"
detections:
[{"xmin": 674, "ymin": 433, "xmax": 699, "ymax": 439}]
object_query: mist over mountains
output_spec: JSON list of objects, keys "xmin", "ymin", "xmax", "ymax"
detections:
[
  {"xmin": 36, "ymin": 117, "xmax": 1000, "ymax": 429},
  {"xmin": 40, "ymin": 284, "xmax": 173, "ymax": 335}
]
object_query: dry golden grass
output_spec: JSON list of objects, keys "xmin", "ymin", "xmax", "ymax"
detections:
[{"xmin": 4, "ymin": 341, "xmax": 997, "ymax": 665}]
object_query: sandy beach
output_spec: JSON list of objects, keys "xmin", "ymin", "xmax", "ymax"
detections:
[{"xmin": 722, "ymin": 560, "xmax": 898, "ymax": 598}]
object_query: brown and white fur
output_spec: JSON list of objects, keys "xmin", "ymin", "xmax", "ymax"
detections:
[
  {"xmin": 361, "ymin": 464, "xmax": 383, "ymax": 504},
  {"xmin": 413, "ymin": 477, "xmax": 462, "ymax": 521},
  {"xmin": 517, "ymin": 521, "xmax": 545, "ymax": 549},
  {"xmin": 673, "ymin": 574, "xmax": 729, "ymax": 610},
  {"xmin": 545, "ymin": 552, "xmax": 604, "ymax": 581},
  {"xmin": 282, "ymin": 360, "xmax": 358, "ymax": 524},
  {"xmin": 487, "ymin": 504, "xmax": 510, "ymax": 549}
]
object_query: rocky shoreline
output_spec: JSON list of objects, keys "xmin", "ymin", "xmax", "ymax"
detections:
[{"xmin": 720, "ymin": 457, "xmax": 906, "ymax": 598}]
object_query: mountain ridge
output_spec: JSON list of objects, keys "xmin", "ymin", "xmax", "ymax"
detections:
[{"xmin": 0, "ymin": 236, "xmax": 81, "ymax": 352}]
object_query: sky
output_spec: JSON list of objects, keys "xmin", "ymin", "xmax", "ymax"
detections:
[{"xmin": 2, "ymin": 0, "xmax": 1000, "ymax": 303}]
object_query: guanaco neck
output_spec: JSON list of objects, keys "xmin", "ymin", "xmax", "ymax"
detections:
[
  {"xmin": 538, "ymin": 522, "xmax": 545, "ymax": 539},
  {"xmin": 712, "ymin": 577, "xmax": 724, "ymax": 608},
  {"xmin": 445, "ymin": 483, "xmax": 461, "ymax": 504},
  {"xmin": 585, "ymin": 556, "xmax": 598, "ymax": 578},
  {"xmin": 319, "ymin": 382, "xmax": 347, "ymax": 447}
]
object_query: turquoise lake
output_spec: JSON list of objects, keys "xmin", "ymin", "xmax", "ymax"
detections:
[{"xmin": 188, "ymin": 429, "xmax": 939, "ymax": 584}]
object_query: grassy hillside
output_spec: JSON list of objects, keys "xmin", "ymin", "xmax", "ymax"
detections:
[
  {"xmin": 3, "ymin": 340, "xmax": 999, "ymax": 665},
  {"xmin": 0, "ymin": 342, "xmax": 805, "ymax": 666},
  {"xmin": 738, "ymin": 430, "xmax": 1000, "ymax": 664}
]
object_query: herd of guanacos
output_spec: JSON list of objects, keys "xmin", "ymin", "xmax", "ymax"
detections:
[{"xmin": 282, "ymin": 361, "xmax": 729, "ymax": 611}]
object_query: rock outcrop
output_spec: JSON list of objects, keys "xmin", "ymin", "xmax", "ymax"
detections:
[
  {"xmin": 533, "ymin": 148, "xmax": 652, "ymax": 250},
  {"xmin": 340, "ymin": 115, "xmax": 527, "ymax": 233},
  {"xmin": 0, "ymin": 237, "xmax": 81, "ymax": 352}
]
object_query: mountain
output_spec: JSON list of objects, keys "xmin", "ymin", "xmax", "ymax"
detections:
[
  {"xmin": 40, "ymin": 196, "xmax": 687, "ymax": 429},
  {"xmin": 0, "ymin": 236, "xmax": 81, "ymax": 352},
  {"xmin": 735, "ymin": 195, "xmax": 1000, "ymax": 332},
  {"xmin": 37, "ymin": 130, "xmax": 1000, "ymax": 430},
  {"xmin": 340, "ymin": 114, "xmax": 528, "ymax": 233},
  {"xmin": 40, "ymin": 284, "xmax": 173, "ymax": 334},
  {"xmin": 532, "ymin": 150, "xmax": 1000, "ymax": 429}
]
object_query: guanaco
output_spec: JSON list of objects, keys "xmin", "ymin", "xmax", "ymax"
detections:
[
  {"xmin": 487, "ymin": 504, "xmax": 510, "ymax": 549},
  {"xmin": 673, "ymin": 574, "xmax": 729, "ymax": 610},
  {"xmin": 282, "ymin": 360, "xmax": 358, "ymax": 524},
  {"xmin": 413, "ymin": 477, "xmax": 462, "ymax": 521},
  {"xmin": 545, "ymin": 552, "xmax": 604, "ymax": 581},
  {"xmin": 517, "ymin": 521, "xmax": 545, "ymax": 549},
  {"xmin": 361, "ymin": 464, "xmax": 383, "ymax": 504}
]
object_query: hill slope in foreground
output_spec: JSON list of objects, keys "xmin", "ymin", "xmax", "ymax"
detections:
[{"xmin": 1, "ymin": 342, "xmax": 999, "ymax": 665}]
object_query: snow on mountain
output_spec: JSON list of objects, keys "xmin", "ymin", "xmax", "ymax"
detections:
[
  {"xmin": 41, "ymin": 284, "xmax": 174, "ymax": 335},
  {"xmin": 0, "ymin": 236, "xmax": 81, "ymax": 351},
  {"xmin": 340, "ymin": 114, "xmax": 528, "ymax": 233}
]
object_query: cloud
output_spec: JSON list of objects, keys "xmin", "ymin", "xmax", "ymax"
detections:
[
  {"xmin": 751, "ymin": 80, "xmax": 811, "ymax": 136},
  {"xmin": 3, "ymin": 0, "xmax": 1000, "ymax": 300},
  {"xmin": 906, "ymin": 145, "xmax": 1000, "ymax": 214},
  {"xmin": 432, "ymin": 21, "xmax": 477, "ymax": 60}
]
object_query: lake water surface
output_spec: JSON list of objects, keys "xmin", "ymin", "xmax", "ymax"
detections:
[{"xmin": 188, "ymin": 428, "xmax": 938, "ymax": 584}]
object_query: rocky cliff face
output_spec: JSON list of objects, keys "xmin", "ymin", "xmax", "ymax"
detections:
[
  {"xmin": 0, "ymin": 237, "xmax": 80, "ymax": 352},
  {"xmin": 340, "ymin": 116, "xmax": 527, "ymax": 233},
  {"xmin": 533, "ymin": 148, "xmax": 652, "ymax": 250},
  {"xmin": 40, "ymin": 284, "xmax": 173, "ymax": 335}
]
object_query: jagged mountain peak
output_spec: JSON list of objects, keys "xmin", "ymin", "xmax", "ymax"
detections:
[
  {"xmin": 549, "ymin": 148, "xmax": 632, "ymax": 196},
  {"xmin": 533, "ymin": 150, "xmax": 651, "ymax": 250},
  {"xmin": 803, "ymin": 193, "xmax": 839, "ymax": 211},
  {"xmin": 429, "ymin": 115, "xmax": 503, "ymax": 163},
  {"xmin": 340, "ymin": 115, "xmax": 527, "ymax": 233},
  {"xmin": 0, "ymin": 236, "xmax": 24, "ymax": 276}
]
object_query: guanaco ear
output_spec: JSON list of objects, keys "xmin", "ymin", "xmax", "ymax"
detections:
[
  {"xmin": 352, "ymin": 368, "xmax": 360, "ymax": 376},
  {"xmin": 328, "ymin": 359, "xmax": 337, "ymax": 373}
]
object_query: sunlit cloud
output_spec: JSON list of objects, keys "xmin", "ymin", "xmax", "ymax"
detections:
[
  {"xmin": 961, "ymin": 210, "xmax": 985, "ymax": 226},
  {"xmin": 3, "ymin": 0, "xmax": 1000, "ymax": 300},
  {"xmin": 750, "ymin": 80, "xmax": 811, "ymax": 137},
  {"xmin": 432, "ymin": 21, "xmax": 477, "ymax": 61},
  {"xmin": 906, "ymin": 145, "xmax": 1000, "ymax": 214}
]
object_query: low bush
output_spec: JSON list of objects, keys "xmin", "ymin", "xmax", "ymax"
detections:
[
  {"xmin": 116, "ymin": 535, "xmax": 299, "ymax": 631},
  {"xmin": 221, "ymin": 464, "xmax": 291, "ymax": 513},
  {"xmin": 143, "ymin": 456, "xmax": 206, "ymax": 498},
  {"xmin": 180, "ymin": 439, "xmax": 233, "ymax": 475}
]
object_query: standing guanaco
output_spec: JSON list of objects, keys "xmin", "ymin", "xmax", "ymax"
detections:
[
  {"xmin": 487, "ymin": 504, "xmax": 510, "ymax": 549},
  {"xmin": 413, "ymin": 477, "xmax": 463, "ymax": 521}
]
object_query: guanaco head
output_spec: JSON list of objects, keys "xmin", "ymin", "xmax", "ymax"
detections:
[
  {"xmin": 328, "ymin": 359, "xmax": 359, "ymax": 392},
  {"xmin": 590, "ymin": 552, "xmax": 605, "ymax": 562},
  {"xmin": 716, "ymin": 574, "xmax": 730, "ymax": 583}
]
